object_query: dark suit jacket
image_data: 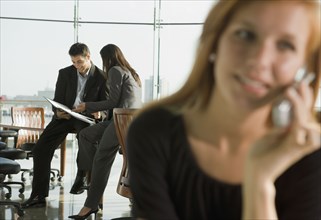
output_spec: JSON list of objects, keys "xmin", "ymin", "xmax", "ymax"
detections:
[
  {"xmin": 53, "ymin": 63, "xmax": 107, "ymax": 118},
  {"xmin": 29, "ymin": 63, "xmax": 107, "ymax": 197}
]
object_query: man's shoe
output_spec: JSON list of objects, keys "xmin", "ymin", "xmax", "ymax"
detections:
[
  {"xmin": 70, "ymin": 176, "xmax": 87, "ymax": 195},
  {"xmin": 21, "ymin": 195, "xmax": 46, "ymax": 209}
]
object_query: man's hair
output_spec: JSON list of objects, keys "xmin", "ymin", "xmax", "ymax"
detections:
[{"xmin": 68, "ymin": 42, "xmax": 90, "ymax": 57}]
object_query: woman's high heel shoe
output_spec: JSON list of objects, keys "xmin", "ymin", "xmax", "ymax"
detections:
[{"xmin": 68, "ymin": 209, "xmax": 98, "ymax": 219}]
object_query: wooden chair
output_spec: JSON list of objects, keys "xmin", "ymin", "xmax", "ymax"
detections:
[
  {"xmin": 11, "ymin": 107, "xmax": 45, "ymax": 147},
  {"xmin": 11, "ymin": 107, "xmax": 62, "ymax": 181},
  {"xmin": 10, "ymin": 107, "xmax": 46, "ymax": 181},
  {"xmin": 113, "ymin": 108, "xmax": 138, "ymax": 199}
]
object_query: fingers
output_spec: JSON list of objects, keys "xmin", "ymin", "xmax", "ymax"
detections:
[
  {"xmin": 62, "ymin": 114, "xmax": 71, "ymax": 120},
  {"xmin": 305, "ymin": 126, "xmax": 321, "ymax": 148},
  {"xmin": 279, "ymin": 80, "xmax": 319, "ymax": 155},
  {"xmin": 56, "ymin": 110, "xmax": 71, "ymax": 119},
  {"xmin": 91, "ymin": 112, "xmax": 101, "ymax": 119},
  {"xmin": 73, "ymin": 103, "xmax": 86, "ymax": 113},
  {"xmin": 285, "ymin": 118, "xmax": 320, "ymax": 159},
  {"xmin": 284, "ymin": 80, "xmax": 314, "ymax": 127},
  {"xmin": 299, "ymin": 80, "xmax": 313, "ymax": 108},
  {"xmin": 72, "ymin": 107, "xmax": 81, "ymax": 113},
  {"xmin": 294, "ymin": 124, "xmax": 321, "ymax": 160}
]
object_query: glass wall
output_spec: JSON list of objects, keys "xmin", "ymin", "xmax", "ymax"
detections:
[
  {"xmin": 1, "ymin": 0, "xmax": 319, "ymax": 111},
  {"xmin": 1, "ymin": 0, "xmax": 214, "ymax": 104},
  {"xmin": 0, "ymin": 1, "xmax": 75, "ymax": 98}
]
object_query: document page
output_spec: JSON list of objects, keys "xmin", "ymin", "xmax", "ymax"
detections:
[{"xmin": 44, "ymin": 97, "xmax": 95, "ymax": 125}]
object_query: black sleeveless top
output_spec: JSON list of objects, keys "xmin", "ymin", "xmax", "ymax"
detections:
[{"xmin": 127, "ymin": 108, "xmax": 321, "ymax": 220}]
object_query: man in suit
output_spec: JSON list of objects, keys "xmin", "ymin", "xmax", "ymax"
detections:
[{"xmin": 22, "ymin": 42, "xmax": 107, "ymax": 208}]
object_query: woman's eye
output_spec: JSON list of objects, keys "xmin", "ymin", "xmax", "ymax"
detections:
[
  {"xmin": 235, "ymin": 30, "xmax": 255, "ymax": 41},
  {"xmin": 278, "ymin": 41, "xmax": 295, "ymax": 51}
]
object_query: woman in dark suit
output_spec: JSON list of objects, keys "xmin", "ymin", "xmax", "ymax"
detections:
[{"xmin": 69, "ymin": 44, "xmax": 142, "ymax": 219}]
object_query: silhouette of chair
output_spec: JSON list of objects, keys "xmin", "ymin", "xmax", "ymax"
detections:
[
  {"xmin": 0, "ymin": 141, "xmax": 27, "ymax": 196},
  {"xmin": 0, "ymin": 129, "xmax": 18, "ymax": 147},
  {"xmin": 113, "ymin": 108, "xmax": 138, "ymax": 199},
  {"xmin": 111, "ymin": 108, "xmax": 138, "ymax": 220},
  {"xmin": 0, "ymin": 157, "xmax": 24, "ymax": 217}
]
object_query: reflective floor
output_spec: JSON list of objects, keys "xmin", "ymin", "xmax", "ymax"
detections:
[{"xmin": 0, "ymin": 137, "xmax": 132, "ymax": 220}]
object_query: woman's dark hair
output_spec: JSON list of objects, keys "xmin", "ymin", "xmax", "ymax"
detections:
[{"xmin": 100, "ymin": 44, "xmax": 141, "ymax": 87}]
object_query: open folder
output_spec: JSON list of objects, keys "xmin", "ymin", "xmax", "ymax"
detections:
[{"xmin": 44, "ymin": 97, "xmax": 95, "ymax": 125}]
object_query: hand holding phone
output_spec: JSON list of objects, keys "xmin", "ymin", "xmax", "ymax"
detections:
[{"xmin": 271, "ymin": 69, "xmax": 315, "ymax": 128}]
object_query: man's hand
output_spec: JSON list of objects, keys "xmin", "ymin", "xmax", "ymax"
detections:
[
  {"xmin": 92, "ymin": 111, "xmax": 101, "ymax": 119},
  {"xmin": 73, "ymin": 103, "xmax": 86, "ymax": 113},
  {"xmin": 56, "ymin": 109, "xmax": 71, "ymax": 120}
]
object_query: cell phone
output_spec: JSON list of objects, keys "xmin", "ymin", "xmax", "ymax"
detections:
[{"xmin": 271, "ymin": 68, "xmax": 315, "ymax": 128}]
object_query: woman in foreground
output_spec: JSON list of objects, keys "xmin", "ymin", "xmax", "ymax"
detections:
[{"xmin": 127, "ymin": 0, "xmax": 321, "ymax": 219}]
